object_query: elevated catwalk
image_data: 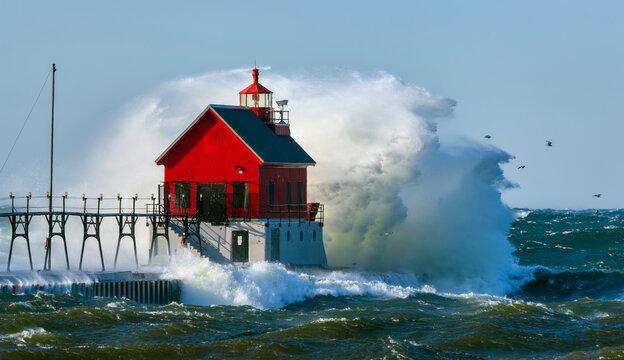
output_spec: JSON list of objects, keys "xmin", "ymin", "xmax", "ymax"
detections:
[{"xmin": 0, "ymin": 194, "xmax": 191, "ymax": 272}]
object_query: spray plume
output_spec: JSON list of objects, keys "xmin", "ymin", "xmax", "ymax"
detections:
[{"xmin": 3, "ymin": 68, "xmax": 516, "ymax": 295}]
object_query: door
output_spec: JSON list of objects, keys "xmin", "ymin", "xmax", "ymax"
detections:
[
  {"xmin": 197, "ymin": 183, "xmax": 226, "ymax": 223},
  {"xmin": 270, "ymin": 228, "xmax": 280, "ymax": 262},
  {"xmin": 231, "ymin": 230, "xmax": 249, "ymax": 262}
]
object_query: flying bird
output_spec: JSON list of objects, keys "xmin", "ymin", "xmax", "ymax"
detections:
[
  {"xmin": 546, "ymin": 140, "xmax": 552, "ymax": 147},
  {"xmin": 484, "ymin": 135, "xmax": 492, "ymax": 139},
  {"xmin": 518, "ymin": 165, "xmax": 526, "ymax": 169},
  {"xmin": 593, "ymin": 194, "xmax": 602, "ymax": 198}
]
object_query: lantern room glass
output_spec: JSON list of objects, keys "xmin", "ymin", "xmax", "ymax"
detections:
[{"xmin": 240, "ymin": 93, "xmax": 272, "ymax": 108}]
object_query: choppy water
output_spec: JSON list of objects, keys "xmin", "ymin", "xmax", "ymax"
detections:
[{"xmin": 1, "ymin": 209, "xmax": 624, "ymax": 359}]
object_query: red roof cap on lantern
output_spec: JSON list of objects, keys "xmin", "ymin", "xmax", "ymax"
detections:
[{"xmin": 239, "ymin": 68, "xmax": 272, "ymax": 94}]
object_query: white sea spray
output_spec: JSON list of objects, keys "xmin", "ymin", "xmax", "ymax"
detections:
[{"xmin": 1, "ymin": 68, "xmax": 517, "ymax": 295}]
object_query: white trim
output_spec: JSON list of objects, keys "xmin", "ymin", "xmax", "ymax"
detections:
[
  {"xmin": 262, "ymin": 163, "xmax": 315, "ymax": 167},
  {"xmin": 155, "ymin": 105, "xmax": 214, "ymax": 164}
]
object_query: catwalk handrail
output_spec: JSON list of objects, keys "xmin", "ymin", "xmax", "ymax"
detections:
[
  {"xmin": 0, "ymin": 194, "xmax": 162, "ymax": 217},
  {"xmin": 0, "ymin": 194, "xmax": 324, "ymax": 223}
]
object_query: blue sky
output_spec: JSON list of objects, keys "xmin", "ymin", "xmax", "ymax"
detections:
[{"xmin": 1, "ymin": 1, "xmax": 623, "ymax": 209}]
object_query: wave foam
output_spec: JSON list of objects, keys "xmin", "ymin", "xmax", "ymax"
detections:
[
  {"xmin": 0, "ymin": 271, "xmax": 94, "ymax": 293},
  {"xmin": 164, "ymin": 251, "xmax": 421, "ymax": 309},
  {"xmin": 3, "ymin": 327, "xmax": 47, "ymax": 342}
]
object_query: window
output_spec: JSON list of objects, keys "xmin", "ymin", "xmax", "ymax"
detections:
[
  {"xmin": 299, "ymin": 230, "xmax": 303, "ymax": 242},
  {"xmin": 297, "ymin": 181, "xmax": 303, "ymax": 207},
  {"xmin": 313, "ymin": 230, "xmax": 316, "ymax": 241},
  {"xmin": 241, "ymin": 93, "xmax": 272, "ymax": 108},
  {"xmin": 197, "ymin": 183, "xmax": 226, "ymax": 223},
  {"xmin": 174, "ymin": 182, "xmax": 191, "ymax": 209},
  {"xmin": 287, "ymin": 231, "xmax": 290, "ymax": 241},
  {"xmin": 262, "ymin": 93, "xmax": 272, "ymax": 108},
  {"xmin": 269, "ymin": 181, "xmax": 275, "ymax": 208},
  {"xmin": 232, "ymin": 182, "xmax": 249, "ymax": 209},
  {"xmin": 204, "ymin": 128, "xmax": 218, "ymax": 153},
  {"xmin": 287, "ymin": 182, "xmax": 292, "ymax": 209}
]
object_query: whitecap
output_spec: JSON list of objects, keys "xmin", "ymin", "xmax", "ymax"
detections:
[
  {"xmin": 311, "ymin": 317, "xmax": 348, "ymax": 324},
  {"xmin": 3, "ymin": 327, "xmax": 47, "ymax": 342},
  {"xmin": 514, "ymin": 209, "xmax": 531, "ymax": 219}
]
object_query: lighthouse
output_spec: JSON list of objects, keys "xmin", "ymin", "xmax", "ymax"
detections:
[
  {"xmin": 153, "ymin": 68, "xmax": 327, "ymax": 266},
  {"xmin": 239, "ymin": 68, "xmax": 291, "ymax": 136},
  {"xmin": 239, "ymin": 68, "xmax": 272, "ymax": 121}
]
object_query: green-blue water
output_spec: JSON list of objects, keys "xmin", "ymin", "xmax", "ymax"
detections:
[{"xmin": 1, "ymin": 209, "xmax": 624, "ymax": 359}]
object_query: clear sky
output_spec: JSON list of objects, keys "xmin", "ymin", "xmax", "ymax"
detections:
[{"xmin": 1, "ymin": 0, "xmax": 622, "ymax": 209}]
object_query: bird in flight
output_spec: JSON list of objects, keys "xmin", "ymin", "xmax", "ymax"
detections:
[
  {"xmin": 546, "ymin": 140, "xmax": 553, "ymax": 147},
  {"xmin": 593, "ymin": 194, "xmax": 602, "ymax": 198},
  {"xmin": 518, "ymin": 165, "xmax": 526, "ymax": 169},
  {"xmin": 484, "ymin": 135, "xmax": 492, "ymax": 139}
]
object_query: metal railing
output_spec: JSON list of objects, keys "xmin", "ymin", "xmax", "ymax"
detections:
[
  {"xmin": 261, "ymin": 203, "xmax": 324, "ymax": 225},
  {"xmin": 269, "ymin": 110, "xmax": 289, "ymax": 124},
  {"xmin": 0, "ymin": 193, "xmax": 153, "ymax": 216},
  {"xmin": 160, "ymin": 181, "xmax": 323, "ymax": 224},
  {"xmin": 0, "ymin": 193, "xmax": 324, "ymax": 224}
]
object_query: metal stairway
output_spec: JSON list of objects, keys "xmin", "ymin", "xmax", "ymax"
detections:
[{"xmin": 169, "ymin": 220, "xmax": 229, "ymax": 264}]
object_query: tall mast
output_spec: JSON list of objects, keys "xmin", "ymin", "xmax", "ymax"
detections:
[{"xmin": 49, "ymin": 63, "xmax": 55, "ymax": 212}]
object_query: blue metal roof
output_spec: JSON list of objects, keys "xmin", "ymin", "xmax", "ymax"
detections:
[{"xmin": 211, "ymin": 105, "xmax": 316, "ymax": 165}]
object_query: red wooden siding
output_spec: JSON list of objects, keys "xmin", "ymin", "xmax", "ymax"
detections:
[
  {"xmin": 160, "ymin": 109, "xmax": 262, "ymax": 214},
  {"xmin": 258, "ymin": 166, "xmax": 307, "ymax": 218},
  {"xmin": 161, "ymin": 109, "xmax": 262, "ymax": 183}
]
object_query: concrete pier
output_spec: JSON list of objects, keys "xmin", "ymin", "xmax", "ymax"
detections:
[{"xmin": 0, "ymin": 271, "xmax": 181, "ymax": 305}]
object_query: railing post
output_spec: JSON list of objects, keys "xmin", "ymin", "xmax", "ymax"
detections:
[
  {"xmin": 132, "ymin": 194, "xmax": 138, "ymax": 268},
  {"xmin": 197, "ymin": 194, "xmax": 203, "ymax": 256}
]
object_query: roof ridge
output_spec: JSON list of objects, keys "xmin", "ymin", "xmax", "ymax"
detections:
[{"xmin": 156, "ymin": 105, "xmax": 315, "ymax": 166}]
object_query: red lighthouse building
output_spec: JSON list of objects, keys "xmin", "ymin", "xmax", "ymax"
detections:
[{"xmin": 154, "ymin": 69, "xmax": 326, "ymax": 266}]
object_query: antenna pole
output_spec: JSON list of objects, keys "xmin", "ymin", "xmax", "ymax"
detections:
[{"xmin": 49, "ymin": 64, "xmax": 56, "ymax": 213}]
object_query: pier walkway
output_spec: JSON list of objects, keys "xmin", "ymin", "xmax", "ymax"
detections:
[{"xmin": 0, "ymin": 270, "xmax": 182, "ymax": 305}]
